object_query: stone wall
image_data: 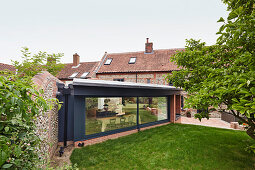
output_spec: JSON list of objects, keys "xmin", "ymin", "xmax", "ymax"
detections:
[
  {"xmin": 221, "ymin": 111, "xmax": 240, "ymax": 123},
  {"xmin": 32, "ymin": 71, "xmax": 62, "ymax": 160},
  {"xmin": 96, "ymin": 72, "xmax": 171, "ymax": 85}
]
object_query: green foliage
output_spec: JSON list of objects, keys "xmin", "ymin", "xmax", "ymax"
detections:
[
  {"xmin": 12, "ymin": 47, "xmax": 64, "ymax": 77},
  {"xmin": 167, "ymin": 0, "xmax": 255, "ymax": 142},
  {"xmin": 0, "ymin": 71, "xmax": 49, "ymax": 169}
]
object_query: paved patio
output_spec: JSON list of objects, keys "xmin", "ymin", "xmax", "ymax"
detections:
[{"xmin": 180, "ymin": 117, "xmax": 232, "ymax": 129}]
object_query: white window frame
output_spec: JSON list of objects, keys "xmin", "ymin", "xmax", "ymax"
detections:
[
  {"xmin": 80, "ymin": 72, "xmax": 89, "ymax": 79},
  {"xmin": 69, "ymin": 72, "xmax": 79, "ymax": 78},
  {"xmin": 129, "ymin": 57, "xmax": 136, "ymax": 64},
  {"xmin": 104, "ymin": 58, "xmax": 112, "ymax": 65}
]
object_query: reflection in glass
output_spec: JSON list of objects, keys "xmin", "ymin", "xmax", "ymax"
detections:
[
  {"xmin": 85, "ymin": 97, "xmax": 137, "ymax": 135},
  {"xmin": 139, "ymin": 97, "xmax": 167, "ymax": 124}
]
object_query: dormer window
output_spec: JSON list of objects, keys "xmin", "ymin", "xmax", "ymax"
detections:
[
  {"xmin": 129, "ymin": 57, "xmax": 136, "ymax": 64},
  {"xmin": 69, "ymin": 72, "xmax": 78, "ymax": 79},
  {"xmin": 104, "ymin": 58, "xmax": 112, "ymax": 65},
  {"xmin": 80, "ymin": 72, "xmax": 89, "ymax": 79}
]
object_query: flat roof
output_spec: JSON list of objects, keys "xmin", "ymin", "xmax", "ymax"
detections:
[{"xmin": 73, "ymin": 78, "xmax": 181, "ymax": 91}]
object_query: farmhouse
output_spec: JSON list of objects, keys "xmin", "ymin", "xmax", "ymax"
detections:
[
  {"xmin": 57, "ymin": 38, "xmax": 184, "ymax": 86},
  {"xmin": 96, "ymin": 38, "xmax": 183, "ymax": 85}
]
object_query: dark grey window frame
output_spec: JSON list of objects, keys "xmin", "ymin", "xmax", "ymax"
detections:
[
  {"xmin": 84, "ymin": 96, "xmax": 170, "ymax": 140},
  {"xmin": 113, "ymin": 78, "xmax": 124, "ymax": 82}
]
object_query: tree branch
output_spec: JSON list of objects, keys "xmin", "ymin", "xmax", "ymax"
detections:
[{"xmin": 230, "ymin": 110, "xmax": 248, "ymax": 124}]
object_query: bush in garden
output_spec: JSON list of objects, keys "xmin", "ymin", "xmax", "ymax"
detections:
[{"xmin": 0, "ymin": 71, "xmax": 50, "ymax": 169}]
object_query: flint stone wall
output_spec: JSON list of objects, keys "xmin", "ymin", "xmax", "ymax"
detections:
[
  {"xmin": 32, "ymin": 71, "xmax": 62, "ymax": 160},
  {"xmin": 97, "ymin": 72, "xmax": 170, "ymax": 85}
]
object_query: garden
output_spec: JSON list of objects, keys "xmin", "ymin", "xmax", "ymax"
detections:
[{"xmin": 71, "ymin": 123, "xmax": 255, "ymax": 170}]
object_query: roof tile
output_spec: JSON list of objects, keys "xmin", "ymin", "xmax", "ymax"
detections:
[
  {"xmin": 57, "ymin": 62, "xmax": 98, "ymax": 79},
  {"xmin": 97, "ymin": 49, "xmax": 184, "ymax": 73},
  {"xmin": 0, "ymin": 63, "xmax": 16, "ymax": 72}
]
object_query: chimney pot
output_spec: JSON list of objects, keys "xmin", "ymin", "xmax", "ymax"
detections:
[{"xmin": 73, "ymin": 53, "xmax": 80, "ymax": 66}]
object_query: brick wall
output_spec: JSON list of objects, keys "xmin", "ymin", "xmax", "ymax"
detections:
[
  {"xmin": 176, "ymin": 95, "xmax": 181, "ymax": 114},
  {"xmin": 74, "ymin": 122, "xmax": 170, "ymax": 147},
  {"xmin": 32, "ymin": 71, "xmax": 62, "ymax": 160},
  {"xmin": 170, "ymin": 94, "xmax": 176, "ymax": 122},
  {"xmin": 97, "ymin": 72, "xmax": 171, "ymax": 85}
]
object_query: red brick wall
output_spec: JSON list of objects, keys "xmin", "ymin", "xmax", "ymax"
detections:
[
  {"xmin": 170, "ymin": 94, "xmax": 176, "ymax": 123},
  {"xmin": 176, "ymin": 95, "xmax": 181, "ymax": 114},
  {"xmin": 74, "ymin": 122, "xmax": 170, "ymax": 147}
]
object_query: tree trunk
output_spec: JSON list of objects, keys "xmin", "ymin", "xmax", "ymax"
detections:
[
  {"xmin": 230, "ymin": 110, "xmax": 255, "ymax": 141},
  {"xmin": 246, "ymin": 126, "xmax": 255, "ymax": 141}
]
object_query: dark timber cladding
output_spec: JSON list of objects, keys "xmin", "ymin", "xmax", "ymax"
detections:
[{"xmin": 57, "ymin": 79, "xmax": 182, "ymax": 144}]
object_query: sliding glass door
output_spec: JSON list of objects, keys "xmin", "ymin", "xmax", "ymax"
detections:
[
  {"xmin": 139, "ymin": 97, "xmax": 168, "ymax": 124},
  {"xmin": 85, "ymin": 97, "xmax": 137, "ymax": 135},
  {"xmin": 85, "ymin": 96, "xmax": 168, "ymax": 136}
]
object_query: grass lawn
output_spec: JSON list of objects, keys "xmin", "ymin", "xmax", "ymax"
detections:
[{"xmin": 70, "ymin": 123, "xmax": 255, "ymax": 170}]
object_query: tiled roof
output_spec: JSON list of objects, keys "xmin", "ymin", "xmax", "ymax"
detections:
[
  {"xmin": 57, "ymin": 61, "xmax": 99, "ymax": 79},
  {"xmin": 0, "ymin": 63, "xmax": 16, "ymax": 72},
  {"xmin": 96, "ymin": 49, "xmax": 184, "ymax": 73}
]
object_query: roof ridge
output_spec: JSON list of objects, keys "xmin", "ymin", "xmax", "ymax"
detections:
[
  {"xmin": 63, "ymin": 61, "xmax": 99, "ymax": 65},
  {"xmin": 107, "ymin": 48, "xmax": 185, "ymax": 55},
  {"xmin": 0, "ymin": 63, "xmax": 14, "ymax": 65}
]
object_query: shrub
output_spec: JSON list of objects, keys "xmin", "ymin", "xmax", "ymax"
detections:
[{"xmin": 0, "ymin": 71, "xmax": 50, "ymax": 169}]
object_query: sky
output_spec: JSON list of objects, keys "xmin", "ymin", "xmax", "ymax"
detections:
[{"xmin": 0, "ymin": 0, "xmax": 228, "ymax": 65}]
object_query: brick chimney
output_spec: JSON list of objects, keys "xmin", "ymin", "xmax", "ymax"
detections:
[
  {"xmin": 145, "ymin": 38, "xmax": 153, "ymax": 53},
  {"xmin": 73, "ymin": 53, "xmax": 80, "ymax": 66}
]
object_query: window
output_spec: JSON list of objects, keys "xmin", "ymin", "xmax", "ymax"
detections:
[
  {"xmin": 104, "ymin": 58, "xmax": 112, "ymax": 65},
  {"xmin": 139, "ymin": 97, "xmax": 167, "ymax": 124},
  {"xmin": 85, "ymin": 97, "xmax": 137, "ymax": 135},
  {"xmin": 85, "ymin": 96, "xmax": 168, "ymax": 135},
  {"xmin": 129, "ymin": 57, "xmax": 136, "ymax": 64},
  {"xmin": 69, "ymin": 72, "xmax": 79, "ymax": 78},
  {"xmin": 80, "ymin": 72, "xmax": 89, "ymax": 79},
  {"xmin": 181, "ymin": 96, "xmax": 184, "ymax": 110},
  {"xmin": 147, "ymin": 79, "xmax": 151, "ymax": 84},
  {"xmin": 113, "ymin": 78, "xmax": 124, "ymax": 82}
]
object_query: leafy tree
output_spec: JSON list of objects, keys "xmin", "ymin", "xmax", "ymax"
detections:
[
  {"xmin": 12, "ymin": 47, "xmax": 64, "ymax": 77},
  {"xmin": 167, "ymin": 0, "xmax": 255, "ymax": 142}
]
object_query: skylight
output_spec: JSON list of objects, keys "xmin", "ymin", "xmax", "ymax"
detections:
[
  {"xmin": 69, "ymin": 72, "xmax": 79, "ymax": 78},
  {"xmin": 129, "ymin": 57, "xmax": 136, "ymax": 64},
  {"xmin": 104, "ymin": 58, "xmax": 112, "ymax": 65},
  {"xmin": 80, "ymin": 72, "xmax": 89, "ymax": 79}
]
